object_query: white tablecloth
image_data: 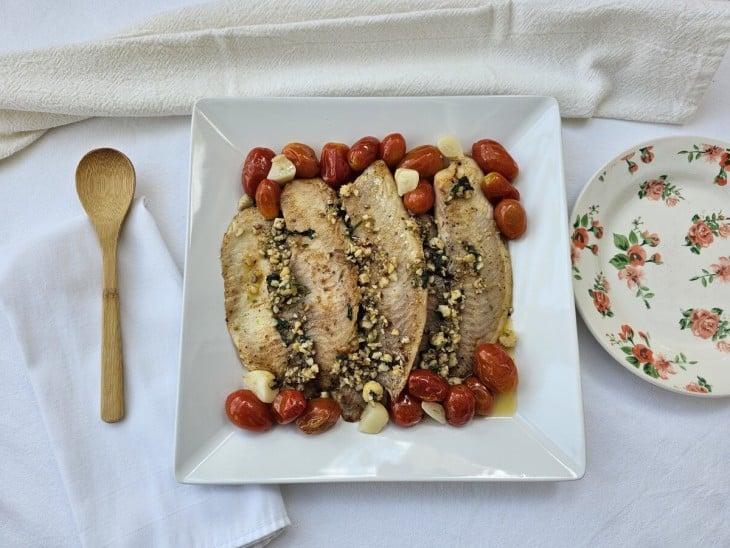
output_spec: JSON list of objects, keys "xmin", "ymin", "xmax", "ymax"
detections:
[{"xmin": 2, "ymin": 1, "xmax": 729, "ymax": 546}]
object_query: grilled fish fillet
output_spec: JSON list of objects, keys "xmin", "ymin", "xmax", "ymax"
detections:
[
  {"xmin": 221, "ymin": 207, "xmax": 288, "ymax": 378},
  {"xmin": 340, "ymin": 160, "xmax": 428, "ymax": 397},
  {"xmin": 433, "ymin": 157, "xmax": 513, "ymax": 376},
  {"xmin": 280, "ymin": 179, "xmax": 360, "ymax": 390}
]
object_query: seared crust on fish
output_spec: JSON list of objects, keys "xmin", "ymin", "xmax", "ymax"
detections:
[
  {"xmin": 340, "ymin": 160, "xmax": 428, "ymax": 398},
  {"xmin": 280, "ymin": 179, "xmax": 360, "ymax": 391},
  {"xmin": 221, "ymin": 207, "xmax": 288, "ymax": 378},
  {"xmin": 433, "ymin": 157, "xmax": 513, "ymax": 376}
]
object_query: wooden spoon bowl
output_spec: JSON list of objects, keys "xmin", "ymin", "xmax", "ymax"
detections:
[{"xmin": 76, "ymin": 148, "xmax": 136, "ymax": 423}]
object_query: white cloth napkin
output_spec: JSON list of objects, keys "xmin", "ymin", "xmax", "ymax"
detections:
[
  {"xmin": 1, "ymin": 0, "xmax": 729, "ymax": 160},
  {"xmin": 0, "ymin": 198, "xmax": 289, "ymax": 548}
]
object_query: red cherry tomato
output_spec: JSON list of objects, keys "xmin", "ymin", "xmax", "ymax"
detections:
[
  {"xmin": 407, "ymin": 369, "xmax": 449, "ymax": 402},
  {"xmin": 255, "ymin": 178, "xmax": 282, "ymax": 220},
  {"xmin": 494, "ymin": 198, "xmax": 527, "ymax": 240},
  {"xmin": 271, "ymin": 389, "xmax": 307, "ymax": 424},
  {"xmin": 388, "ymin": 392, "xmax": 423, "ymax": 427},
  {"xmin": 225, "ymin": 389, "xmax": 274, "ymax": 432},
  {"xmin": 473, "ymin": 343, "xmax": 519, "ymax": 394},
  {"xmin": 464, "ymin": 376, "xmax": 494, "ymax": 416},
  {"xmin": 241, "ymin": 147, "xmax": 275, "ymax": 198},
  {"xmin": 295, "ymin": 397, "xmax": 341, "ymax": 435},
  {"xmin": 443, "ymin": 384, "xmax": 475, "ymax": 426},
  {"xmin": 403, "ymin": 179, "xmax": 435, "ymax": 215}
]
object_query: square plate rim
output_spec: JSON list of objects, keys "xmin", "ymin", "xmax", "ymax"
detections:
[{"xmin": 174, "ymin": 95, "xmax": 586, "ymax": 483}]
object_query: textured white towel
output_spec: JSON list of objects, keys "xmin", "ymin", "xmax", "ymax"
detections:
[
  {"xmin": 0, "ymin": 199, "xmax": 289, "ymax": 547},
  {"xmin": 1, "ymin": 0, "xmax": 729, "ymax": 160}
]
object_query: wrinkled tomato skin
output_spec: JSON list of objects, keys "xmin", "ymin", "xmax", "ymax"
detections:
[
  {"xmin": 242, "ymin": 147, "xmax": 276, "ymax": 198},
  {"xmin": 480, "ymin": 172, "xmax": 520, "ymax": 204},
  {"xmin": 348, "ymin": 136, "xmax": 380, "ymax": 172},
  {"xmin": 320, "ymin": 142, "xmax": 352, "ymax": 188},
  {"xmin": 473, "ymin": 343, "xmax": 519, "ymax": 394},
  {"xmin": 407, "ymin": 369, "xmax": 449, "ymax": 402},
  {"xmin": 397, "ymin": 145, "xmax": 444, "ymax": 178},
  {"xmin": 379, "ymin": 133, "xmax": 407, "ymax": 169},
  {"xmin": 444, "ymin": 384, "xmax": 476, "ymax": 426},
  {"xmin": 295, "ymin": 397, "xmax": 341, "ymax": 435},
  {"xmin": 471, "ymin": 139, "xmax": 519, "ymax": 181},
  {"xmin": 388, "ymin": 392, "xmax": 424, "ymax": 427},
  {"xmin": 464, "ymin": 376, "xmax": 494, "ymax": 416},
  {"xmin": 225, "ymin": 389, "xmax": 274, "ymax": 432},
  {"xmin": 271, "ymin": 389, "xmax": 307, "ymax": 424}
]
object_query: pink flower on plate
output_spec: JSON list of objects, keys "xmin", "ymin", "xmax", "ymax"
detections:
[
  {"xmin": 653, "ymin": 355, "xmax": 677, "ymax": 380},
  {"xmin": 592, "ymin": 290, "xmax": 611, "ymax": 314},
  {"xmin": 572, "ymin": 227, "xmax": 589, "ymax": 250},
  {"xmin": 640, "ymin": 146, "xmax": 655, "ymax": 164},
  {"xmin": 570, "ymin": 245, "xmax": 580, "ymax": 265},
  {"xmin": 710, "ymin": 256, "xmax": 730, "ymax": 282},
  {"xmin": 632, "ymin": 344, "xmax": 654, "ymax": 364},
  {"xmin": 719, "ymin": 224, "xmax": 730, "ymax": 239},
  {"xmin": 627, "ymin": 244, "xmax": 647, "ymax": 266},
  {"xmin": 687, "ymin": 220, "xmax": 715, "ymax": 248},
  {"xmin": 665, "ymin": 196, "xmax": 679, "ymax": 207},
  {"xmin": 618, "ymin": 265, "xmax": 644, "ymax": 289},
  {"xmin": 686, "ymin": 382, "xmax": 709, "ymax": 394},
  {"xmin": 641, "ymin": 231, "xmax": 660, "ymax": 247},
  {"xmin": 702, "ymin": 145, "xmax": 725, "ymax": 163},
  {"xmin": 690, "ymin": 309, "xmax": 720, "ymax": 340},
  {"xmin": 716, "ymin": 341, "xmax": 730, "ymax": 353},
  {"xmin": 619, "ymin": 324, "xmax": 634, "ymax": 341},
  {"xmin": 643, "ymin": 179, "xmax": 665, "ymax": 200}
]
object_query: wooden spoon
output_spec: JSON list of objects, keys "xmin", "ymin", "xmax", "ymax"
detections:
[{"xmin": 76, "ymin": 148, "xmax": 136, "ymax": 423}]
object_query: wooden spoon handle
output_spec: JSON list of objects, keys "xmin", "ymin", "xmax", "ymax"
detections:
[{"xmin": 100, "ymin": 240, "xmax": 124, "ymax": 423}]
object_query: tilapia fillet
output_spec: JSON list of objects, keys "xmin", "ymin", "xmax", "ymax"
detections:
[
  {"xmin": 433, "ymin": 158, "xmax": 513, "ymax": 376},
  {"xmin": 280, "ymin": 179, "xmax": 360, "ymax": 391},
  {"xmin": 221, "ymin": 207, "xmax": 288, "ymax": 378},
  {"xmin": 340, "ymin": 160, "xmax": 428, "ymax": 397}
]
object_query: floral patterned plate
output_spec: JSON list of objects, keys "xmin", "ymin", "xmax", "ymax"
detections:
[{"xmin": 572, "ymin": 136, "xmax": 730, "ymax": 396}]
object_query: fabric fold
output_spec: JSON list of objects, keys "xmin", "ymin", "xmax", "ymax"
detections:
[
  {"xmin": 0, "ymin": 198, "xmax": 289, "ymax": 547},
  {"xmin": 1, "ymin": 0, "xmax": 729, "ymax": 160}
]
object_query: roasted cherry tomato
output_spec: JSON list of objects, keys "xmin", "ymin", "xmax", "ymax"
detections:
[
  {"xmin": 407, "ymin": 369, "xmax": 449, "ymax": 402},
  {"xmin": 242, "ymin": 147, "xmax": 276, "ymax": 198},
  {"xmin": 403, "ymin": 179, "xmax": 435, "ymax": 215},
  {"xmin": 480, "ymin": 172, "xmax": 520, "ymax": 204},
  {"xmin": 379, "ymin": 133, "xmax": 407, "ymax": 169},
  {"xmin": 348, "ymin": 136, "xmax": 380, "ymax": 172},
  {"xmin": 464, "ymin": 376, "xmax": 494, "ymax": 416},
  {"xmin": 397, "ymin": 145, "xmax": 444, "ymax": 178},
  {"xmin": 271, "ymin": 389, "xmax": 307, "ymax": 424},
  {"xmin": 282, "ymin": 142, "xmax": 320, "ymax": 178},
  {"xmin": 255, "ymin": 178, "xmax": 281, "ymax": 220},
  {"xmin": 225, "ymin": 389, "xmax": 274, "ymax": 432},
  {"xmin": 494, "ymin": 198, "xmax": 527, "ymax": 239},
  {"xmin": 295, "ymin": 397, "xmax": 341, "ymax": 435},
  {"xmin": 473, "ymin": 343, "xmax": 519, "ymax": 394},
  {"xmin": 444, "ymin": 384, "xmax": 476, "ymax": 426},
  {"xmin": 320, "ymin": 142, "xmax": 352, "ymax": 188},
  {"xmin": 471, "ymin": 139, "xmax": 519, "ymax": 181},
  {"xmin": 388, "ymin": 392, "xmax": 423, "ymax": 427}
]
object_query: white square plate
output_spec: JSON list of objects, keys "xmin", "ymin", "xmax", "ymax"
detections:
[{"xmin": 174, "ymin": 96, "xmax": 585, "ymax": 483}]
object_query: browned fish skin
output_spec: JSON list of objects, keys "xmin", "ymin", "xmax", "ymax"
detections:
[
  {"xmin": 432, "ymin": 157, "xmax": 513, "ymax": 377},
  {"xmin": 280, "ymin": 179, "xmax": 360, "ymax": 392},
  {"xmin": 221, "ymin": 207, "xmax": 288, "ymax": 378},
  {"xmin": 340, "ymin": 160, "xmax": 428, "ymax": 398}
]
